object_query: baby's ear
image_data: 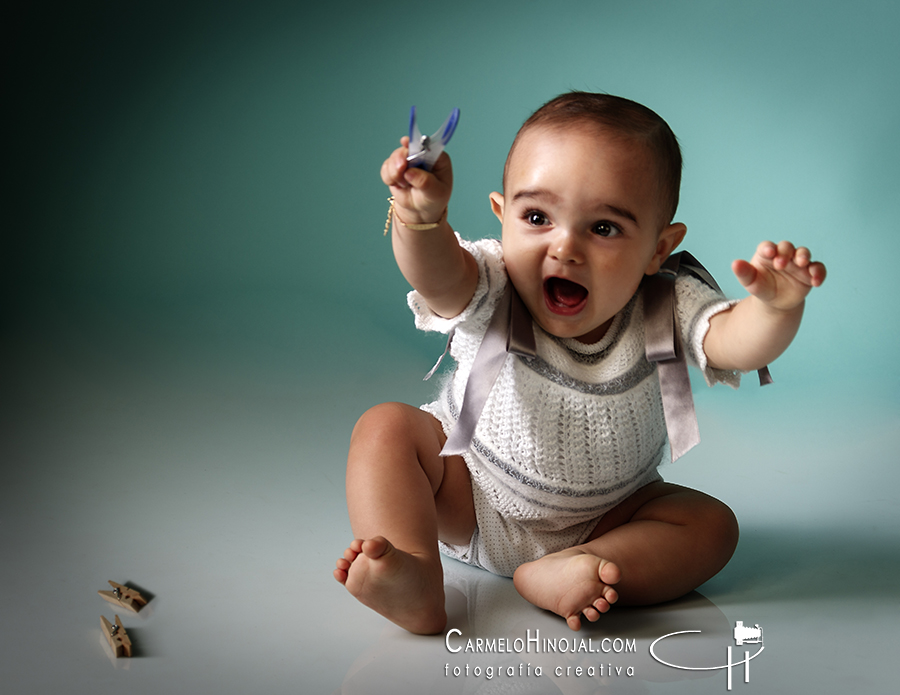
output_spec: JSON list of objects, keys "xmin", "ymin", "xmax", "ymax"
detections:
[
  {"xmin": 489, "ymin": 192, "xmax": 505, "ymax": 223},
  {"xmin": 645, "ymin": 222, "xmax": 687, "ymax": 275}
]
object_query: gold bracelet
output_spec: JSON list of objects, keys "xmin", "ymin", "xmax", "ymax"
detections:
[{"xmin": 383, "ymin": 196, "xmax": 447, "ymax": 235}]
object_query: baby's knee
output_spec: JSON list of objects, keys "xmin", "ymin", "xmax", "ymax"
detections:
[
  {"xmin": 701, "ymin": 498, "xmax": 739, "ymax": 559},
  {"xmin": 349, "ymin": 402, "xmax": 440, "ymax": 460},
  {"xmin": 351, "ymin": 402, "xmax": 413, "ymax": 442}
]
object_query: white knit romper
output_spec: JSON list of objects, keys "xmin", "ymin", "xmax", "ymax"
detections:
[{"xmin": 410, "ymin": 236, "xmax": 741, "ymax": 577}]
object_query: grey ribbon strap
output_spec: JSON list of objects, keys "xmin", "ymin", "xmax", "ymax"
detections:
[
  {"xmin": 643, "ymin": 256, "xmax": 699, "ymax": 461},
  {"xmin": 423, "ymin": 330, "xmax": 455, "ymax": 381},
  {"xmin": 645, "ymin": 251, "xmax": 772, "ymax": 461},
  {"xmin": 440, "ymin": 283, "xmax": 536, "ymax": 456}
]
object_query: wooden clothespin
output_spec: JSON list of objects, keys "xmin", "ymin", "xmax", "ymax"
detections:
[
  {"xmin": 101, "ymin": 614, "xmax": 133, "ymax": 658},
  {"xmin": 98, "ymin": 581, "xmax": 147, "ymax": 613}
]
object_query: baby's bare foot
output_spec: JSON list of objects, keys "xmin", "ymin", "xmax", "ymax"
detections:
[
  {"xmin": 334, "ymin": 536, "xmax": 446, "ymax": 634},
  {"xmin": 513, "ymin": 548, "xmax": 620, "ymax": 630}
]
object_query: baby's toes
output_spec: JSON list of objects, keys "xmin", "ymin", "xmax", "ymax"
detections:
[
  {"xmin": 602, "ymin": 586, "xmax": 619, "ymax": 605},
  {"xmin": 598, "ymin": 559, "xmax": 621, "ymax": 585},
  {"xmin": 582, "ymin": 605, "xmax": 601, "ymax": 623},
  {"xmin": 334, "ymin": 558, "xmax": 350, "ymax": 584},
  {"xmin": 592, "ymin": 596, "xmax": 612, "ymax": 614}
]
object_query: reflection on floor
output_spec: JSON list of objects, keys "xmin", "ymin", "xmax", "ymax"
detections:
[
  {"xmin": 340, "ymin": 562, "xmax": 742, "ymax": 695},
  {"xmin": 334, "ymin": 533, "xmax": 899, "ymax": 695}
]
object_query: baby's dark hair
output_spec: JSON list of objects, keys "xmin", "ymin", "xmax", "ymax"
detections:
[{"xmin": 506, "ymin": 92, "xmax": 683, "ymax": 225}]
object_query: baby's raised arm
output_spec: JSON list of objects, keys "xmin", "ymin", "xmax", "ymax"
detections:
[
  {"xmin": 381, "ymin": 137, "xmax": 478, "ymax": 319},
  {"xmin": 703, "ymin": 240, "xmax": 827, "ymax": 371}
]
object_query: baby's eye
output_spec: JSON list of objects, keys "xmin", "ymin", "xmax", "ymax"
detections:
[
  {"xmin": 525, "ymin": 211, "xmax": 549, "ymax": 227},
  {"xmin": 592, "ymin": 221, "xmax": 622, "ymax": 237}
]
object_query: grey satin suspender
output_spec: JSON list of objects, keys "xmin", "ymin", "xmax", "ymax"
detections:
[
  {"xmin": 439, "ymin": 283, "xmax": 536, "ymax": 456},
  {"xmin": 645, "ymin": 251, "xmax": 772, "ymax": 460}
]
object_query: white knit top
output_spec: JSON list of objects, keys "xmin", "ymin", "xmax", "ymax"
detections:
[{"xmin": 410, "ymin": 236, "xmax": 740, "ymax": 575}]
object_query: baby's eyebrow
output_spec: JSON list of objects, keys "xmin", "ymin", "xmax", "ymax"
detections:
[
  {"xmin": 512, "ymin": 188, "xmax": 638, "ymax": 225},
  {"xmin": 512, "ymin": 188, "xmax": 559, "ymax": 204},
  {"xmin": 604, "ymin": 204, "xmax": 638, "ymax": 225}
]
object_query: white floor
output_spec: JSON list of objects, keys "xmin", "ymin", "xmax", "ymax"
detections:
[{"xmin": 2, "ymin": 298, "xmax": 897, "ymax": 694}]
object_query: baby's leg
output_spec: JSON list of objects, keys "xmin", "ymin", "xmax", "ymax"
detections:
[
  {"xmin": 513, "ymin": 482, "xmax": 738, "ymax": 630},
  {"xmin": 333, "ymin": 402, "xmax": 475, "ymax": 634}
]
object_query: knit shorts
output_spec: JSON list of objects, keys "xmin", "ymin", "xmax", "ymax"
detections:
[{"xmin": 436, "ymin": 443, "xmax": 663, "ymax": 578}]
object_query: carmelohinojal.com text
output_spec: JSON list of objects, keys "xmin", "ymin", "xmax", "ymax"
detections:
[{"xmin": 444, "ymin": 629, "xmax": 637, "ymax": 680}]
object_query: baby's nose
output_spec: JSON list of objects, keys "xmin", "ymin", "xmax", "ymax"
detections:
[{"xmin": 549, "ymin": 229, "xmax": 584, "ymax": 264}]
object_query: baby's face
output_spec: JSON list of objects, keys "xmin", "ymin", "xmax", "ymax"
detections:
[{"xmin": 491, "ymin": 124, "xmax": 685, "ymax": 344}]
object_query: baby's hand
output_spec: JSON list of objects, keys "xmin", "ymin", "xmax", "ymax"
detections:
[
  {"xmin": 732, "ymin": 241, "xmax": 826, "ymax": 312},
  {"xmin": 380, "ymin": 136, "xmax": 453, "ymax": 226}
]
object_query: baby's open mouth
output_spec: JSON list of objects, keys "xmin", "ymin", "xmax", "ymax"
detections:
[{"xmin": 544, "ymin": 277, "xmax": 588, "ymax": 311}]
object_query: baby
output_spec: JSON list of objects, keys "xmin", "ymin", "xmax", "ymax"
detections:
[{"xmin": 334, "ymin": 92, "xmax": 826, "ymax": 634}]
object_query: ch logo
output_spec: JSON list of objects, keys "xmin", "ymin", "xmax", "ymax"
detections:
[{"xmin": 649, "ymin": 621, "xmax": 765, "ymax": 691}]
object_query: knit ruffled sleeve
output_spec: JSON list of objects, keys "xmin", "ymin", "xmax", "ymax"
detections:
[
  {"xmin": 407, "ymin": 235, "xmax": 507, "ymax": 335},
  {"xmin": 675, "ymin": 272, "xmax": 743, "ymax": 389}
]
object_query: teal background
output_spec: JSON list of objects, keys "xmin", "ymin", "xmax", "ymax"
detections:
[
  {"xmin": 6, "ymin": 0, "xmax": 899, "ymax": 398},
  {"xmin": 3, "ymin": 2, "xmax": 899, "ymax": 693}
]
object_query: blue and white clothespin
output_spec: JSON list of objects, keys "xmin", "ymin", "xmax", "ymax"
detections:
[{"xmin": 406, "ymin": 106, "xmax": 460, "ymax": 171}]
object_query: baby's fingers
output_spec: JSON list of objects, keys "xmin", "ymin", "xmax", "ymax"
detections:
[
  {"xmin": 742, "ymin": 241, "xmax": 827, "ymax": 309},
  {"xmin": 755, "ymin": 240, "xmax": 817, "ymax": 274},
  {"xmin": 381, "ymin": 144, "xmax": 412, "ymax": 188},
  {"xmin": 732, "ymin": 258, "xmax": 755, "ymax": 286},
  {"xmin": 787, "ymin": 247, "xmax": 826, "ymax": 286},
  {"xmin": 772, "ymin": 240, "xmax": 797, "ymax": 270},
  {"xmin": 772, "ymin": 241, "xmax": 827, "ymax": 285},
  {"xmin": 754, "ymin": 240, "xmax": 778, "ymax": 263},
  {"xmin": 793, "ymin": 246, "xmax": 811, "ymax": 268},
  {"xmin": 808, "ymin": 260, "xmax": 827, "ymax": 287},
  {"xmin": 732, "ymin": 259, "xmax": 761, "ymax": 292}
]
